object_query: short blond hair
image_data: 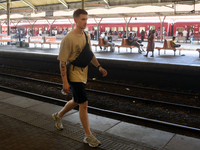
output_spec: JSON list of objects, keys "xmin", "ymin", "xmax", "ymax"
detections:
[{"xmin": 73, "ymin": 9, "xmax": 88, "ymax": 18}]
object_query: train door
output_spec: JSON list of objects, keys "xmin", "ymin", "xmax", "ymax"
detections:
[
  {"xmin": 44, "ymin": 26, "xmax": 48, "ymax": 34},
  {"xmin": 187, "ymin": 25, "xmax": 194, "ymax": 36},
  {"xmin": 199, "ymin": 27, "xmax": 200, "ymax": 35},
  {"xmin": 171, "ymin": 23, "xmax": 174, "ymax": 36},
  {"xmin": 111, "ymin": 27, "xmax": 117, "ymax": 35},
  {"xmin": 176, "ymin": 27, "xmax": 183, "ymax": 36}
]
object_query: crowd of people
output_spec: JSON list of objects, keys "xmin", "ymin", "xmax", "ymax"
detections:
[{"xmin": 96, "ymin": 29, "xmax": 187, "ymax": 57}]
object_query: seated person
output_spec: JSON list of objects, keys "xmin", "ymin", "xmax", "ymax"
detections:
[
  {"xmin": 108, "ymin": 32, "xmax": 113, "ymax": 42},
  {"xmin": 103, "ymin": 32, "xmax": 115, "ymax": 52},
  {"xmin": 128, "ymin": 33, "xmax": 141, "ymax": 52},
  {"xmin": 171, "ymin": 36, "xmax": 181, "ymax": 48},
  {"xmin": 133, "ymin": 33, "xmax": 144, "ymax": 51}
]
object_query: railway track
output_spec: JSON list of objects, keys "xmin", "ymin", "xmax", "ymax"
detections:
[
  {"xmin": 1, "ymin": 72, "xmax": 200, "ymax": 111},
  {"xmin": 1, "ymin": 71, "xmax": 200, "ymax": 136},
  {"xmin": 1, "ymin": 85, "xmax": 200, "ymax": 134},
  {"xmin": 1, "ymin": 66, "xmax": 199, "ymax": 97}
]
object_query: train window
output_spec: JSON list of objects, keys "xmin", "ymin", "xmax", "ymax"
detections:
[
  {"xmin": 44, "ymin": 27, "xmax": 48, "ymax": 31},
  {"xmin": 58, "ymin": 27, "xmax": 62, "ymax": 33},
  {"xmin": 125, "ymin": 27, "xmax": 130, "ymax": 31},
  {"xmin": 85, "ymin": 27, "xmax": 88, "ymax": 31},
  {"xmin": 111, "ymin": 27, "xmax": 116, "ymax": 32},
  {"xmin": 68, "ymin": 27, "xmax": 72, "ymax": 31},
  {"xmin": 63, "ymin": 27, "xmax": 67, "ymax": 30},
  {"xmin": 163, "ymin": 27, "xmax": 165, "ymax": 31},
  {"xmin": 118, "ymin": 27, "xmax": 123, "ymax": 32},
  {"xmin": 149, "ymin": 26, "xmax": 155, "ymax": 30},
  {"xmin": 105, "ymin": 27, "xmax": 110, "ymax": 32},
  {"xmin": 93, "ymin": 26, "xmax": 97, "ymax": 30},
  {"xmin": 132, "ymin": 27, "xmax": 137, "ymax": 32},
  {"xmin": 176, "ymin": 27, "xmax": 183, "ymax": 35},
  {"xmin": 5, "ymin": 28, "xmax": 7, "ymax": 32},
  {"xmin": 35, "ymin": 28, "xmax": 38, "ymax": 31},
  {"xmin": 139, "ymin": 27, "xmax": 145, "ymax": 33}
]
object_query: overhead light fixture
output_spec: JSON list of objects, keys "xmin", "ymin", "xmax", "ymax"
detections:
[
  {"xmin": 59, "ymin": 0, "xmax": 68, "ymax": 9},
  {"xmin": 21, "ymin": 0, "xmax": 36, "ymax": 10},
  {"xmin": 0, "ymin": 3, "xmax": 7, "ymax": 11}
]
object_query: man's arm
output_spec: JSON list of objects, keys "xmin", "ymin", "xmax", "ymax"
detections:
[
  {"xmin": 60, "ymin": 61, "xmax": 70, "ymax": 93},
  {"xmin": 90, "ymin": 55, "xmax": 107, "ymax": 77}
]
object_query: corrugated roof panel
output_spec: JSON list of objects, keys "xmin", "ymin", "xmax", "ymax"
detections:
[
  {"xmin": 29, "ymin": 0, "xmax": 60, "ymax": 5},
  {"xmin": 10, "ymin": 1, "xmax": 28, "ymax": 8}
]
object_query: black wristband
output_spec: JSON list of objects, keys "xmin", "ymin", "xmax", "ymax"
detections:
[{"xmin": 97, "ymin": 65, "xmax": 101, "ymax": 69}]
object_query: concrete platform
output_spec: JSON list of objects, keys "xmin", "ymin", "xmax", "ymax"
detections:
[
  {"xmin": 0, "ymin": 40, "xmax": 200, "ymax": 67},
  {"xmin": 0, "ymin": 90, "xmax": 200, "ymax": 150}
]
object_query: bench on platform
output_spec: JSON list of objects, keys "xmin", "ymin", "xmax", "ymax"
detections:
[
  {"xmin": 25, "ymin": 36, "xmax": 43, "ymax": 48},
  {"xmin": 115, "ymin": 38, "xmax": 137, "ymax": 53},
  {"xmin": 43, "ymin": 37, "xmax": 61, "ymax": 48},
  {"xmin": 0, "ymin": 36, "xmax": 11, "ymax": 45},
  {"xmin": 155, "ymin": 40, "xmax": 183, "ymax": 56},
  {"xmin": 196, "ymin": 49, "xmax": 200, "ymax": 58},
  {"xmin": 92, "ymin": 38, "xmax": 109, "ymax": 51}
]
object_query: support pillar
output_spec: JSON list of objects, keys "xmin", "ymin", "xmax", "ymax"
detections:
[
  {"xmin": 97, "ymin": 23, "xmax": 99, "ymax": 41},
  {"xmin": 94, "ymin": 18, "xmax": 103, "ymax": 41},
  {"xmin": 0, "ymin": 25, "xmax": 2, "ymax": 34},
  {"xmin": 126, "ymin": 23, "xmax": 129, "ymax": 38},
  {"xmin": 45, "ymin": 19, "xmax": 56, "ymax": 36},
  {"xmin": 50, "ymin": 25, "xmax": 52, "ymax": 36},
  {"xmin": 7, "ymin": 0, "xmax": 10, "ymax": 45},
  {"xmin": 159, "ymin": 16, "xmax": 166, "ymax": 43},
  {"xmin": 82, "ymin": 0, "xmax": 85, "ymax": 9},
  {"xmin": 160, "ymin": 22, "xmax": 163, "ymax": 42},
  {"xmin": 124, "ymin": 17, "xmax": 132, "ymax": 38}
]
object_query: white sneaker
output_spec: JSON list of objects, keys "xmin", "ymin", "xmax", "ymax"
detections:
[
  {"xmin": 83, "ymin": 135, "xmax": 101, "ymax": 147},
  {"xmin": 52, "ymin": 113, "xmax": 63, "ymax": 130}
]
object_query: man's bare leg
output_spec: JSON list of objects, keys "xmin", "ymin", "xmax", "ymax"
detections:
[
  {"xmin": 79, "ymin": 101, "xmax": 92, "ymax": 136},
  {"xmin": 58, "ymin": 99, "xmax": 78, "ymax": 118}
]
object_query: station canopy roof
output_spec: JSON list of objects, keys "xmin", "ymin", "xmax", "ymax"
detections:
[{"xmin": 0, "ymin": 0, "xmax": 200, "ymax": 24}]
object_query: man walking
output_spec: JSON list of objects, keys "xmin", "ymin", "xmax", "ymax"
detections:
[{"xmin": 52, "ymin": 9, "xmax": 107, "ymax": 148}]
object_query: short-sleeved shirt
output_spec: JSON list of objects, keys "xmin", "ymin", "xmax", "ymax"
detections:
[
  {"xmin": 57, "ymin": 30, "xmax": 92, "ymax": 84},
  {"xmin": 183, "ymin": 30, "xmax": 187, "ymax": 37},
  {"xmin": 128, "ymin": 36, "xmax": 133, "ymax": 44}
]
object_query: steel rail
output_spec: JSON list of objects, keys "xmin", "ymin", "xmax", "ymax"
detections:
[
  {"xmin": 0, "ymin": 85, "xmax": 200, "ymax": 132},
  {"xmin": 1, "ymin": 72, "xmax": 200, "ymax": 110},
  {"xmin": 88, "ymin": 79, "xmax": 199, "ymax": 97},
  {"xmin": 1, "ymin": 66, "xmax": 198, "ymax": 97}
]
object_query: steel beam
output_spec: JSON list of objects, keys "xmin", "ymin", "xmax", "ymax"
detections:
[{"xmin": 21, "ymin": 0, "xmax": 36, "ymax": 10}]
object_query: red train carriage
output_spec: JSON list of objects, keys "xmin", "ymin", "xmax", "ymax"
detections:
[
  {"xmin": 173, "ymin": 21, "xmax": 200, "ymax": 38},
  {"xmin": 1, "ymin": 20, "xmax": 199, "ymax": 40}
]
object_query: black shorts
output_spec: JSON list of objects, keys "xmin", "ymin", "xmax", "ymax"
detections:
[{"xmin": 69, "ymin": 82, "xmax": 87, "ymax": 104}]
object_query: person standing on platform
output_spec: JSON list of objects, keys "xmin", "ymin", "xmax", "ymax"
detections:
[
  {"xmin": 163, "ymin": 30, "xmax": 167, "ymax": 40},
  {"xmin": 141, "ymin": 30, "xmax": 145, "ymax": 42},
  {"xmin": 144, "ymin": 30, "xmax": 155, "ymax": 57},
  {"xmin": 176, "ymin": 29, "xmax": 179, "ymax": 37},
  {"xmin": 52, "ymin": 9, "xmax": 107, "ymax": 148},
  {"xmin": 183, "ymin": 28, "xmax": 187, "ymax": 42},
  {"xmin": 190, "ymin": 31, "xmax": 194, "ymax": 44}
]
